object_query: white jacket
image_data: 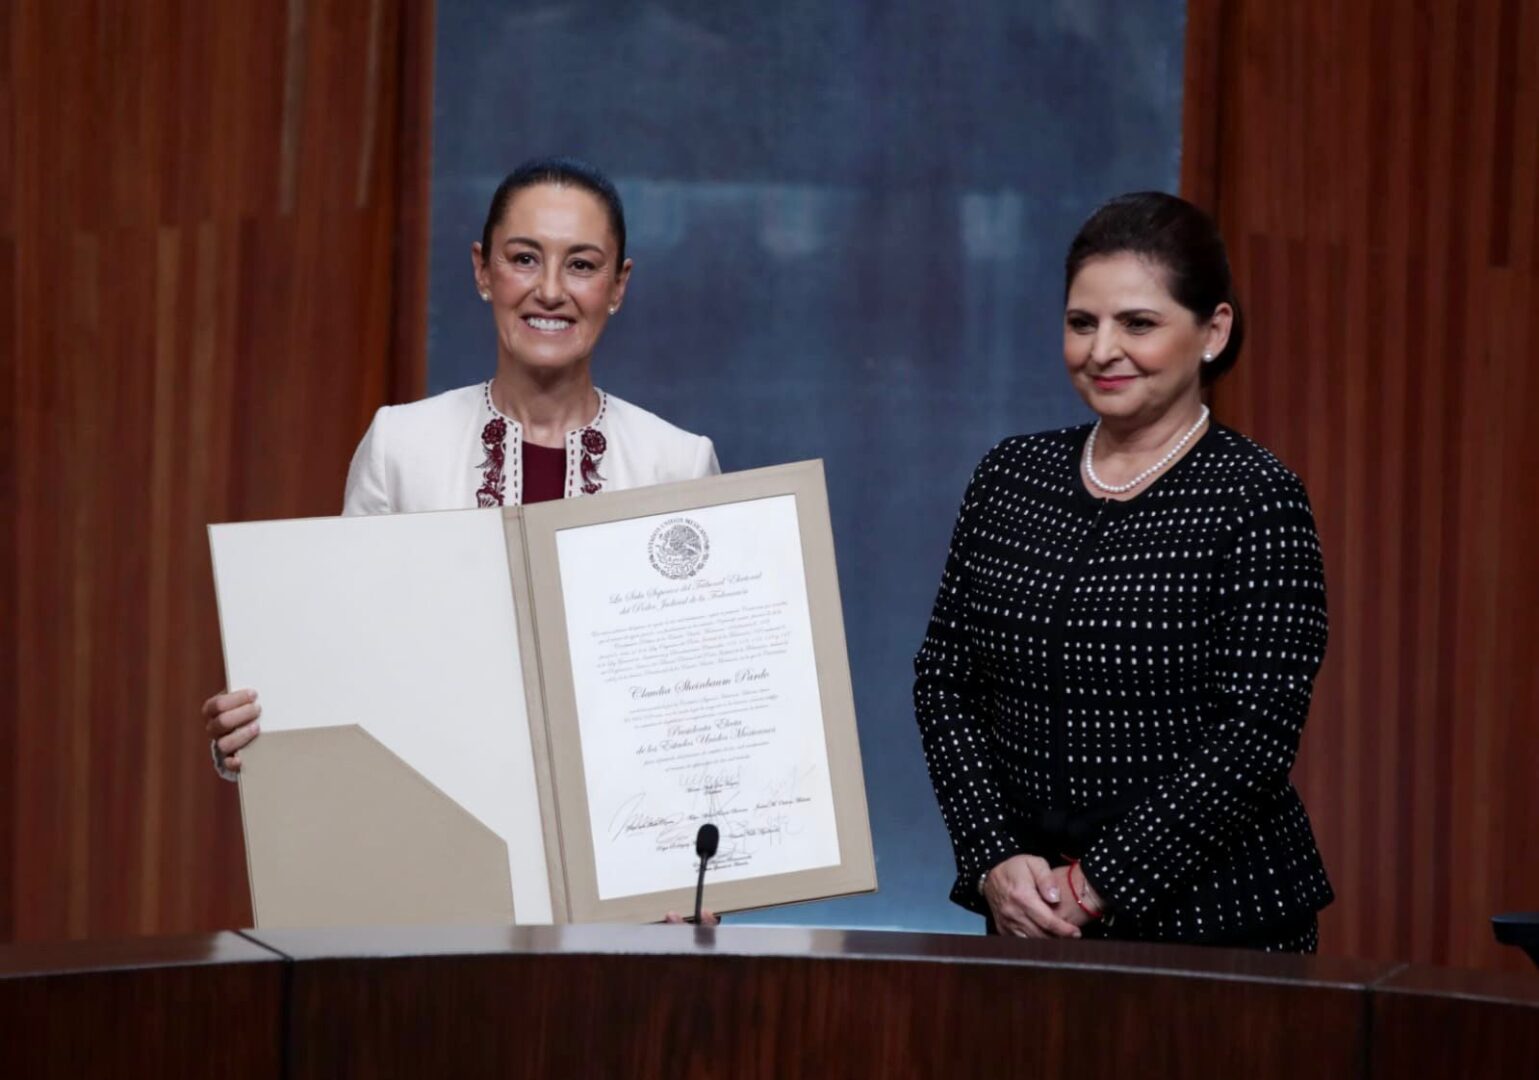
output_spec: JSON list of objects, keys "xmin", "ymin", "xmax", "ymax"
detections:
[
  {"xmin": 212, "ymin": 382, "xmax": 717, "ymax": 780},
  {"xmin": 342, "ymin": 383, "xmax": 719, "ymax": 514}
]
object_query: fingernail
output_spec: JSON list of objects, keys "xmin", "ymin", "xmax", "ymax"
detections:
[
  {"xmin": 1072, "ymin": 930, "xmax": 1082, "ymax": 939},
  {"xmin": 248, "ymin": 690, "xmax": 259, "ymax": 702},
  {"xmin": 253, "ymin": 703, "xmax": 262, "ymax": 716},
  {"xmin": 251, "ymin": 723, "xmax": 260, "ymax": 735},
  {"xmin": 1047, "ymin": 889, "xmax": 1060, "ymax": 903}
]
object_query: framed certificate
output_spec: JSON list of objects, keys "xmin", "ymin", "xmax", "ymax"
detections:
[
  {"xmin": 211, "ymin": 461, "xmax": 876, "ymax": 928},
  {"xmin": 514, "ymin": 461, "xmax": 874, "ymax": 922}
]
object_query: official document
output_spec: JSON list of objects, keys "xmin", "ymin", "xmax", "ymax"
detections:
[
  {"xmin": 521, "ymin": 462, "xmax": 874, "ymax": 922},
  {"xmin": 556, "ymin": 495, "xmax": 842, "ymax": 900},
  {"xmin": 215, "ymin": 460, "xmax": 876, "ymax": 928}
]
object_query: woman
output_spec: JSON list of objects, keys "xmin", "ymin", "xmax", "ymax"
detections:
[
  {"xmin": 913, "ymin": 192, "xmax": 1332, "ymax": 951},
  {"xmin": 204, "ymin": 157, "xmax": 719, "ymax": 775}
]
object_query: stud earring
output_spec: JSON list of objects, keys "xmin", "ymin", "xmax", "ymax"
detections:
[
  {"xmin": 608, "ymin": 305, "xmax": 617, "ymax": 315},
  {"xmin": 1201, "ymin": 351, "xmax": 1214, "ymax": 363},
  {"xmin": 479, "ymin": 291, "xmax": 491, "ymax": 302}
]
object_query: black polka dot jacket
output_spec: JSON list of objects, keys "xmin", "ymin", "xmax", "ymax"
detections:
[{"xmin": 913, "ymin": 423, "xmax": 1334, "ymax": 943}]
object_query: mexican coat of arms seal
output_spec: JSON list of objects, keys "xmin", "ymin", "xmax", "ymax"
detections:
[{"xmin": 648, "ymin": 517, "xmax": 710, "ymax": 579}]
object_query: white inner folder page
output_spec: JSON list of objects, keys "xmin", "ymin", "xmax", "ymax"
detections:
[
  {"xmin": 209, "ymin": 509, "xmax": 553, "ymax": 924},
  {"xmin": 555, "ymin": 494, "xmax": 841, "ymax": 900}
]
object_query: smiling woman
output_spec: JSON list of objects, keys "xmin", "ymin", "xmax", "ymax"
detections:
[
  {"xmin": 202, "ymin": 158, "xmax": 720, "ymax": 779},
  {"xmin": 349, "ymin": 157, "xmax": 721, "ymax": 514},
  {"xmin": 914, "ymin": 192, "xmax": 1333, "ymax": 953}
]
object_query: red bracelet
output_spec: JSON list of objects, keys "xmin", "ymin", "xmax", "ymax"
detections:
[{"xmin": 1067, "ymin": 859, "xmax": 1103, "ymax": 921}]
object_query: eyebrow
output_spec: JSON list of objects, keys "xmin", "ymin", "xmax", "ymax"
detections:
[
  {"xmin": 503, "ymin": 236, "xmax": 607, "ymax": 257},
  {"xmin": 1064, "ymin": 307, "xmax": 1163, "ymax": 318}
]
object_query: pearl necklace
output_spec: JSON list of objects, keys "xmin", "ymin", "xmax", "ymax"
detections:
[{"xmin": 1083, "ymin": 405, "xmax": 1209, "ymax": 495}]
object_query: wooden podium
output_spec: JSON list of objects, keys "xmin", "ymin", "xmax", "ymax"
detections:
[{"xmin": 3, "ymin": 925, "xmax": 1537, "ymax": 1077}]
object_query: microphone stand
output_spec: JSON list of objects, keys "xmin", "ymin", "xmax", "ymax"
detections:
[{"xmin": 691, "ymin": 823, "xmax": 719, "ymax": 924}]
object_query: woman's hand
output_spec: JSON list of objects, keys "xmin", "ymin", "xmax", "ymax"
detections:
[
  {"xmin": 663, "ymin": 909, "xmax": 719, "ymax": 926},
  {"xmin": 1047, "ymin": 863, "xmax": 1105, "ymax": 929},
  {"xmin": 983, "ymin": 854, "xmax": 1082, "ymax": 938},
  {"xmin": 1046, "ymin": 861, "xmax": 1108, "ymax": 929},
  {"xmin": 203, "ymin": 689, "xmax": 261, "ymax": 774}
]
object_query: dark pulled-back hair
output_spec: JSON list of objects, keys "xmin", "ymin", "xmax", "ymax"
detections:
[
  {"xmin": 478, "ymin": 156, "xmax": 628, "ymax": 265},
  {"xmin": 1065, "ymin": 192, "xmax": 1244, "ymax": 382}
]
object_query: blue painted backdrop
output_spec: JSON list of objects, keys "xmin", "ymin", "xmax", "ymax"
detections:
[{"xmin": 429, "ymin": 0, "xmax": 1187, "ymax": 931}]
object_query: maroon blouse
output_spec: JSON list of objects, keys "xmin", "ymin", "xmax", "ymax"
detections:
[{"xmin": 522, "ymin": 441, "xmax": 566, "ymax": 505}]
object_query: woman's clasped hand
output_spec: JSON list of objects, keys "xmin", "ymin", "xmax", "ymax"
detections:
[{"xmin": 981, "ymin": 855, "xmax": 1105, "ymax": 938}]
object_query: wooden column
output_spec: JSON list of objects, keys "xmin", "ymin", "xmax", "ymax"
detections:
[
  {"xmin": 1183, "ymin": 0, "xmax": 1539, "ymax": 970},
  {"xmin": 0, "ymin": 0, "xmax": 435, "ymax": 943}
]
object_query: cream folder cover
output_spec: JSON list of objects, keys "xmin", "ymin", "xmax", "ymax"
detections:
[{"xmin": 210, "ymin": 508, "xmax": 553, "ymax": 927}]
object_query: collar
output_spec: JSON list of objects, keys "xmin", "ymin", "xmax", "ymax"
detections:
[{"xmin": 477, "ymin": 381, "xmax": 611, "ymax": 506}]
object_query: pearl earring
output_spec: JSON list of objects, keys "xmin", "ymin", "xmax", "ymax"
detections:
[
  {"xmin": 608, "ymin": 305, "xmax": 617, "ymax": 315},
  {"xmin": 1201, "ymin": 351, "xmax": 1214, "ymax": 363},
  {"xmin": 479, "ymin": 291, "xmax": 491, "ymax": 302}
]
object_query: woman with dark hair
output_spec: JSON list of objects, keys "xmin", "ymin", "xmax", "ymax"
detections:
[
  {"xmin": 914, "ymin": 192, "xmax": 1332, "ymax": 951},
  {"xmin": 204, "ymin": 157, "xmax": 718, "ymax": 775}
]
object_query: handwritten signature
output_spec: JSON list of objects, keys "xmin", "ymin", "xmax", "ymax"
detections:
[{"xmin": 607, "ymin": 760, "xmax": 818, "ymax": 859}]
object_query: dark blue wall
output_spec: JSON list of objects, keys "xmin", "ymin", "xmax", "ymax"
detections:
[{"xmin": 429, "ymin": 1, "xmax": 1187, "ymax": 931}]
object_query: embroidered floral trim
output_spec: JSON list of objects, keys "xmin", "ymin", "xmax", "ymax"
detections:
[
  {"xmin": 579, "ymin": 427, "xmax": 607, "ymax": 495},
  {"xmin": 481, "ymin": 380, "xmax": 609, "ymax": 503},
  {"xmin": 476, "ymin": 416, "xmax": 508, "ymax": 507}
]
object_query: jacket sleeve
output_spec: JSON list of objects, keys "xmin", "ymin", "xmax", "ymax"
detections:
[
  {"xmin": 912, "ymin": 458, "xmax": 1029, "ymax": 914},
  {"xmin": 691, "ymin": 434, "xmax": 721, "ymax": 478},
  {"xmin": 1079, "ymin": 475, "xmax": 1329, "ymax": 916},
  {"xmin": 341, "ymin": 408, "xmax": 392, "ymax": 516}
]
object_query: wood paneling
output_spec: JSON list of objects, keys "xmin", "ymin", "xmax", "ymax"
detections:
[
  {"xmin": 1184, "ymin": 0, "xmax": 1539, "ymax": 970},
  {"xmin": 0, "ymin": 0, "xmax": 433, "ymax": 942},
  {"xmin": 0, "ymin": 932, "xmax": 286, "ymax": 1079}
]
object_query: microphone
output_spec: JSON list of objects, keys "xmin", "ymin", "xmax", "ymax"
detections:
[{"xmin": 692, "ymin": 823, "xmax": 719, "ymax": 925}]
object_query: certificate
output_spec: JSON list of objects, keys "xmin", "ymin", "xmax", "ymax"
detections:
[
  {"xmin": 517, "ymin": 460, "xmax": 875, "ymax": 923},
  {"xmin": 214, "ymin": 460, "xmax": 875, "ymax": 928},
  {"xmin": 556, "ymin": 495, "xmax": 841, "ymax": 899}
]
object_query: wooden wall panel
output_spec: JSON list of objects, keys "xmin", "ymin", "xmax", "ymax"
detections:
[
  {"xmin": 1, "ymin": 0, "xmax": 434, "ymax": 942},
  {"xmin": 1184, "ymin": 0, "xmax": 1539, "ymax": 971}
]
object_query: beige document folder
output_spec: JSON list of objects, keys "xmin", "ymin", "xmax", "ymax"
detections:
[{"xmin": 212, "ymin": 461, "xmax": 876, "ymax": 929}]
